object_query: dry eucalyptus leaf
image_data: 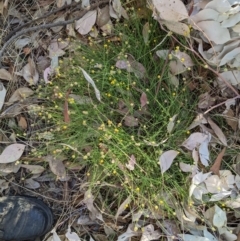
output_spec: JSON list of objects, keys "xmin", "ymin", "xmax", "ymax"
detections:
[
  {"xmin": 0, "ymin": 162, "xmax": 21, "ymax": 174},
  {"xmin": 8, "ymin": 87, "xmax": 34, "ymax": 104},
  {"xmin": 0, "ymin": 144, "xmax": 25, "ymax": 163},
  {"xmin": 0, "ymin": 69, "xmax": 12, "ymax": 81},
  {"xmin": 25, "ymin": 178, "xmax": 40, "ymax": 189},
  {"xmin": 0, "ymin": 180, "xmax": 9, "ymax": 192},
  {"xmin": 142, "ymin": 22, "xmax": 150, "ymax": 44},
  {"xmin": 117, "ymin": 223, "xmax": 140, "ymax": 241},
  {"xmin": 210, "ymin": 147, "xmax": 226, "ymax": 176},
  {"xmin": 162, "ymin": 21, "xmax": 190, "ymax": 37},
  {"xmin": 140, "ymin": 92, "xmax": 148, "ymax": 108},
  {"xmin": 198, "ymin": 92, "xmax": 215, "ymax": 109},
  {"xmin": 152, "ymin": 0, "xmax": 188, "ymax": 22},
  {"xmin": 124, "ymin": 116, "xmax": 138, "ymax": 127},
  {"xmin": 207, "ymin": 117, "xmax": 227, "ymax": 146},
  {"xmin": 51, "ymin": 16, "xmax": 65, "ymax": 33},
  {"xmin": 65, "ymin": 226, "xmax": 81, "ymax": 241},
  {"xmin": 21, "ymin": 164, "xmax": 45, "ymax": 174},
  {"xmin": 159, "ymin": 150, "xmax": 179, "ymax": 174},
  {"xmin": 75, "ymin": 10, "xmax": 97, "ymax": 35},
  {"xmin": 47, "ymin": 155, "xmax": 67, "ymax": 180},
  {"xmin": 167, "ymin": 114, "xmax": 178, "ymax": 133},
  {"xmin": 79, "ymin": 67, "xmax": 101, "ymax": 101},
  {"xmin": 100, "ymin": 20, "xmax": 113, "ymax": 35},
  {"xmin": 140, "ymin": 224, "xmax": 161, "ymax": 241},
  {"xmin": 84, "ymin": 189, "xmax": 104, "ymax": 222},
  {"xmin": 182, "ymin": 132, "xmax": 208, "ymax": 150},
  {"xmin": 97, "ymin": 5, "xmax": 110, "ymax": 27},
  {"xmin": 213, "ymin": 205, "xmax": 227, "ymax": 228},
  {"xmin": 196, "ymin": 21, "xmax": 230, "ymax": 44},
  {"xmin": 223, "ymin": 109, "xmax": 238, "ymax": 131},
  {"xmin": 18, "ymin": 116, "xmax": 27, "ymax": 130},
  {"xmin": 15, "ymin": 38, "xmax": 31, "ymax": 49},
  {"xmin": 0, "ymin": 82, "xmax": 6, "ymax": 112},
  {"xmin": 115, "ymin": 196, "xmax": 131, "ymax": 219},
  {"xmin": 22, "ymin": 58, "xmax": 39, "ymax": 85}
]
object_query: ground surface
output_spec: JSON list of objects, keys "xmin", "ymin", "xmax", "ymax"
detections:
[{"xmin": 0, "ymin": 0, "xmax": 240, "ymax": 240}]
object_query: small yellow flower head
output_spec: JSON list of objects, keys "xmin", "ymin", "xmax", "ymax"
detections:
[
  {"xmin": 82, "ymin": 120, "xmax": 87, "ymax": 126},
  {"xmin": 63, "ymin": 125, "xmax": 67, "ymax": 130},
  {"xmin": 186, "ymin": 130, "xmax": 190, "ymax": 134}
]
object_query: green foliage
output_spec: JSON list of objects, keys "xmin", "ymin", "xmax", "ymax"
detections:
[{"xmin": 34, "ymin": 14, "xmax": 197, "ymax": 211}]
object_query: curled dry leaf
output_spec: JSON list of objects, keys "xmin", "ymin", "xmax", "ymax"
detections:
[
  {"xmin": 75, "ymin": 10, "xmax": 97, "ymax": 35},
  {"xmin": 0, "ymin": 144, "xmax": 25, "ymax": 163},
  {"xmin": 79, "ymin": 67, "xmax": 101, "ymax": 101},
  {"xmin": 22, "ymin": 58, "xmax": 39, "ymax": 85},
  {"xmin": 0, "ymin": 69, "xmax": 12, "ymax": 81},
  {"xmin": 159, "ymin": 150, "xmax": 179, "ymax": 174}
]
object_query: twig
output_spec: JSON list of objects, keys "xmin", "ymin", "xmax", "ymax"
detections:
[
  {"xmin": 0, "ymin": 0, "xmax": 110, "ymax": 68},
  {"xmin": 3, "ymin": 1, "xmax": 79, "ymax": 42},
  {"xmin": 204, "ymin": 95, "xmax": 240, "ymax": 115}
]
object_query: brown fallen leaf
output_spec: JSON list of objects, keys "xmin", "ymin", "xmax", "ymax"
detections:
[
  {"xmin": 18, "ymin": 116, "xmax": 28, "ymax": 130},
  {"xmin": 0, "ymin": 68, "xmax": 12, "ymax": 81},
  {"xmin": 223, "ymin": 109, "xmax": 238, "ymax": 131},
  {"xmin": 207, "ymin": 117, "xmax": 227, "ymax": 146},
  {"xmin": 45, "ymin": 155, "xmax": 67, "ymax": 180},
  {"xmin": 210, "ymin": 147, "xmax": 226, "ymax": 176}
]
